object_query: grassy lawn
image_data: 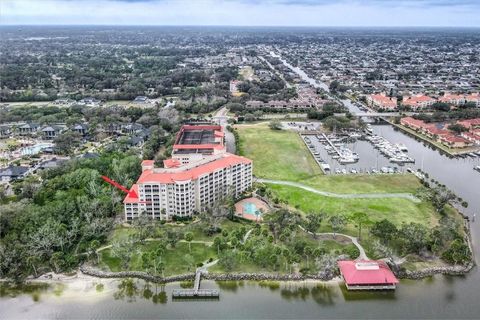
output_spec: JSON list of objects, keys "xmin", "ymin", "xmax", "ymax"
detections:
[
  {"xmin": 100, "ymin": 219, "xmax": 360, "ymax": 275},
  {"xmin": 267, "ymin": 183, "xmax": 440, "ymax": 236},
  {"xmin": 301, "ymin": 174, "xmax": 421, "ymax": 194},
  {"xmin": 100, "ymin": 241, "xmax": 217, "ymax": 275},
  {"xmin": 236, "ymin": 123, "xmax": 423, "ymax": 194},
  {"xmin": 236, "ymin": 123, "xmax": 322, "ymax": 181}
]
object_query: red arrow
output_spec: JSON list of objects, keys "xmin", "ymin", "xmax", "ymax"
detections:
[{"xmin": 101, "ymin": 175, "xmax": 138, "ymax": 199}]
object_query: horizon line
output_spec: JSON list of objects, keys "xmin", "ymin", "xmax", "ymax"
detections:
[{"xmin": 1, "ymin": 24, "xmax": 480, "ymax": 29}]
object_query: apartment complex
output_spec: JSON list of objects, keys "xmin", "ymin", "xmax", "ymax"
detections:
[
  {"xmin": 124, "ymin": 125, "xmax": 253, "ymax": 221},
  {"xmin": 172, "ymin": 124, "xmax": 226, "ymax": 165},
  {"xmin": 366, "ymin": 93, "xmax": 397, "ymax": 110}
]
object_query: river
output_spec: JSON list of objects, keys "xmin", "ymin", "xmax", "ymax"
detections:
[{"xmin": 2, "ymin": 61, "xmax": 480, "ymax": 319}]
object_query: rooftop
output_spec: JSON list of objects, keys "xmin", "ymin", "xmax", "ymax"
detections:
[{"xmin": 338, "ymin": 260, "xmax": 399, "ymax": 285}]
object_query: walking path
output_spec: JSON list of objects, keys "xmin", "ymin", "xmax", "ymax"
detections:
[
  {"xmin": 96, "ymin": 239, "xmax": 213, "ymax": 253},
  {"xmin": 242, "ymin": 229, "xmax": 253, "ymax": 244},
  {"xmin": 257, "ymin": 178, "xmax": 420, "ymax": 203},
  {"xmin": 298, "ymin": 225, "xmax": 368, "ymax": 260}
]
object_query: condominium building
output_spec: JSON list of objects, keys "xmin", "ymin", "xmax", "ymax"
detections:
[
  {"xmin": 172, "ymin": 124, "xmax": 226, "ymax": 165},
  {"xmin": 402, "ymin": 94, "xmax": 436, "ymax": 110},
  {"xmin": 366, "ymin": 93, "xmax": 397, "ymax": 110},
  {"xmin": 124, "ymin": 125, "xmax": 253, "ymax": 221}
]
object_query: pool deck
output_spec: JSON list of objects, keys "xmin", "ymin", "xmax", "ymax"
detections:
[{"xmin": 234, "ymin": 197, "xmax": 270, "ymax": 221}]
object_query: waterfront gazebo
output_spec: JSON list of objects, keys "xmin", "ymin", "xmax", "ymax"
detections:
[{"xmin": 338, "ymin": 260, "xmax": 399, "ymax": 290}]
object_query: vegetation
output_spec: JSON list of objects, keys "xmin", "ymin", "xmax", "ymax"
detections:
[
  {"xmin": 0, "ymin": 152, "xmax": 141, "ymax": 282},
  {"xmin": 99, "ymin": 212, "xmax": 359, "ymax": 276}
]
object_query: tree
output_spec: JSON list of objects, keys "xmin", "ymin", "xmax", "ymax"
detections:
[
  {"xmin": 370, "ymin": 219, "xmax": 397, "ymax": 244},
  {"xmin": 219, "ymin": 250, "xmax": 238, "ymax": 272},
  {"xmin": 329, "ymin": 215, "xmax": 345, "ymax": 238},
  {"xmin": 305, "ymin": 213, "xmax": 324, "ymax": 238},
  {"xmin": 398, "ymin": 223, "xmax": 428, "ymax": 255},
  {"xmin": 53, "ymin": 131, "xmax": 82, "ymax": 156},
  {"xmin": 448, "ymin": 123, "xmax": 468, "ymax": 135},
  {"xmin": 349, "ymin": 212, "xmax": 371, "ymax": 241},
  {"xmin": 213, "ymin": 236, "xmax": 223, "ymax": 256},
  {"xmin": 184, "ymin": 232, "xmax": 194, "ymax": 253},
  {"xmin": 112, "ymin": 240, "xmax": 135, "ymax": 269},
  {"xmin": 268, "ymin": 120, "xmax": 282, "ymax": 130},
  {"xmin": 442, "ymin": 239, "xmax": 471, "ymax": 265},
  {"xmin": 88, "ymin": 240, "xmax": 101, "ymax": 265}
]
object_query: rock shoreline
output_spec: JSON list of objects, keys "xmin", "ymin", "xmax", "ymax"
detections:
[
  {"xmin": 79, "ymin": 264, "xmax": 473, "ymax": 284},
  {"xmin": 394, "ymin": 263, "xmax": 474, "ymax": 280}
]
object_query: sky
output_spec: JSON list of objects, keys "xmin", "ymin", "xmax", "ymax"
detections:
[{"xmin": 1, "ymin": 0, "xmax": 479, "ymax": 27}]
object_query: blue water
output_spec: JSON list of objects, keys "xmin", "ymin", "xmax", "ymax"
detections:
[{"xmin": 243, "ymin": 202, "xmax": 259, "ymax": 215}]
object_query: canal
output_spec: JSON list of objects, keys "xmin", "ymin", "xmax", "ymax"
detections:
[{"xmin": 1, "ymin": 56, "xmax": 480, "ymax": 319}]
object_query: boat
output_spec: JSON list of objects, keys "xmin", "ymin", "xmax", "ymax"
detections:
[
  {"xmin": 474, "ymin": 166, "xmax": 480, "ymax": 172},
  {"xmin": 396, "ymin": 143, "xmax": 408, "ymax": 152},
  {"xmin": 321, "ymin": 164, "xmax": 331, "ymax": 171},
  {"xmin": 340, "ymin": 157, "xmax": 357, "ymax": 164}
]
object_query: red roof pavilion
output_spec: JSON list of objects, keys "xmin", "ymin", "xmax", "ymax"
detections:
[{"xmin": 338, "ymin": 260, "xmax": 399, "ymax": 290}]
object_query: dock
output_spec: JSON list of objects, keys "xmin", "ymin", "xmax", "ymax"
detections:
[{"xmin": 172, "ymin": 268, "xmax": 220, "ymax": 299}]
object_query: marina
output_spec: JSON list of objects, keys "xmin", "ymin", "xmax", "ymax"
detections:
[{"xmin": 301, "ymin": 128, "xmax": 416, "ymax": 175}]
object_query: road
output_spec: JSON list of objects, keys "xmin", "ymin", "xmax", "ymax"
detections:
[{"xmin": 213, "ymin": 106, "xmax": 236, "ymax": 154}]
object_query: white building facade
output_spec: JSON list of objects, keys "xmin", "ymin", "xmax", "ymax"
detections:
[{"xmin": 124, "ymin": 153, "xmax": 253, "ymax": 221}]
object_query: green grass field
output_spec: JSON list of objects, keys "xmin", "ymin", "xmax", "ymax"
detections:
[
  {"xmin": 236, "ymin": 124, "xmax": 422, "ymax": 194},
  {"xmin": 236, "ymin": 124, "xmax": 323, "ymax": 181},
  {"xmin": 267, "ymin": 184, "xmax": 439, "ymax": 235}
]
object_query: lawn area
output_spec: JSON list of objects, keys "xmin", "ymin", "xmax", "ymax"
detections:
[
  {"xmin": 267, "ymin": 183, "xmax": 440, "ymax": 235},
  {"xmin": 100, "ymin": 241, "xmax": 217, "ymax": 276},
  {"xmin": 236, "ymin": 123, "xmax": 322, "ymax": 181},
  {"xmin": 100, "ymin": 219, "xmax": 360, "ymax": 275},
  {"xmin": 236, "ymin": 123, "xmax": 423, "ymax": 194},
  {"xmin": 301, "ymin": 174, "xmax": 421, "ymax": 194}
]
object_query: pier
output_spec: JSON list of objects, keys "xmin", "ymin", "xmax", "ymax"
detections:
[{"xmin": 172, "ymin": 268, "xmax": 220, "ymax": 299}]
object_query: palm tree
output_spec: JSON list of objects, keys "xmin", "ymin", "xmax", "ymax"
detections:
[{"xmin": 184, "ymin": 232, "xmax": 193, "ymax": 253}]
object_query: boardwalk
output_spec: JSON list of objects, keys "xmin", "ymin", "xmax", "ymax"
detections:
[{"xmin": 172, "ymin": 267, "xmax": 220, "ymax": 299}]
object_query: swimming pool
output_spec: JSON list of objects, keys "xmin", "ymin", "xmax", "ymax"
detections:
[
  {"xmin": 21, "ymin": 143, "xmax": 54, "ymax": 155},
  {"xmin": 243, "ymin": 202, "xmax": 260, "ymax": 216}
]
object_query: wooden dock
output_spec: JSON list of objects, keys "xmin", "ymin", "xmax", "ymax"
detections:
[{"xmin": 172, "ymin": 268, "xmax": 220, "ymax": 299}]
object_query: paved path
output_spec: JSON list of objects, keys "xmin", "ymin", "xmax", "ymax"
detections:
[
  {"xmin": 213, "ymin": 106, "xmax": 236, "ymax": 154},
  {"xmin": 96, "ymin": 238, "xmax": 213, "ymax": 253},
  {"xmin": 298, "ymin": 225, "xmax": 368, "ymax": 260},
  {"xmin": 257, "ymin": 178, "xmax": 420, "ymax": 202},
  {"xmin": 242, "ymin": 229, "xmax": 253, "ymax": 244}
]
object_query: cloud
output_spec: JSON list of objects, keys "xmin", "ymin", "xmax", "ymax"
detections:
[{"xmin": 1, "ymin": 0, "xmax": 479, "ymax": 26}]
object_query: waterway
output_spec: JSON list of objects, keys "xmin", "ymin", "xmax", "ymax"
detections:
[{"xmin": 2, "ymin": 58, "xmax": 480, "ymax": 319}]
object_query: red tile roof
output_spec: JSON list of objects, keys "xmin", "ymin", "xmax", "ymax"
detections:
[
  {"xmin": 403, "ymin": 95, "xmax": 435, "ymax": 106},
  {"xmin": 136, "ymin": 153, "xmax": 251, "ymax": 185},
  {"xmin": 163, "ymin": 158, "xmax": 181, "ymax": 168},
  {"xmin": 123, "ymin": 184, "xmax": 140, "ymax": 204},
  {"xmin": 338, "ymin": 260, "xmax": 399, "ymax": 285}
]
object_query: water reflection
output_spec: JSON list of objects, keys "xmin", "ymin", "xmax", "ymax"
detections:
[
  {"xmin": 113, "ymin": 279, "xmax": 167, "ymax": 304},
  {"xmin": 0, "ymin": 282, "xmax": 50, "ymax": 302},
  {"xmin": 340, "ymin": 286, "xmax": 396, "ymax": 301}
]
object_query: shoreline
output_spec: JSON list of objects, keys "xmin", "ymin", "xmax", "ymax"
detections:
[{"xmin": 1, "ymin": 262, "xmax": 473, "ymax": 288}]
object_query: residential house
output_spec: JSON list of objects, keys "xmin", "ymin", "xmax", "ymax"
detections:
[
  {"xmin": 0, "ymin": 125, "xmax": 11, "ymax": 139},
  {"xmin": 42, "ymin": 125, "xmax": 63, "ymax": 140},
  {"xmin": 0, "ymin": 166, "xmax": 29, "ymax": 182},
  {"xmin": 17, "ymin": 123, "xmax": 40, "ymax": 136}
]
